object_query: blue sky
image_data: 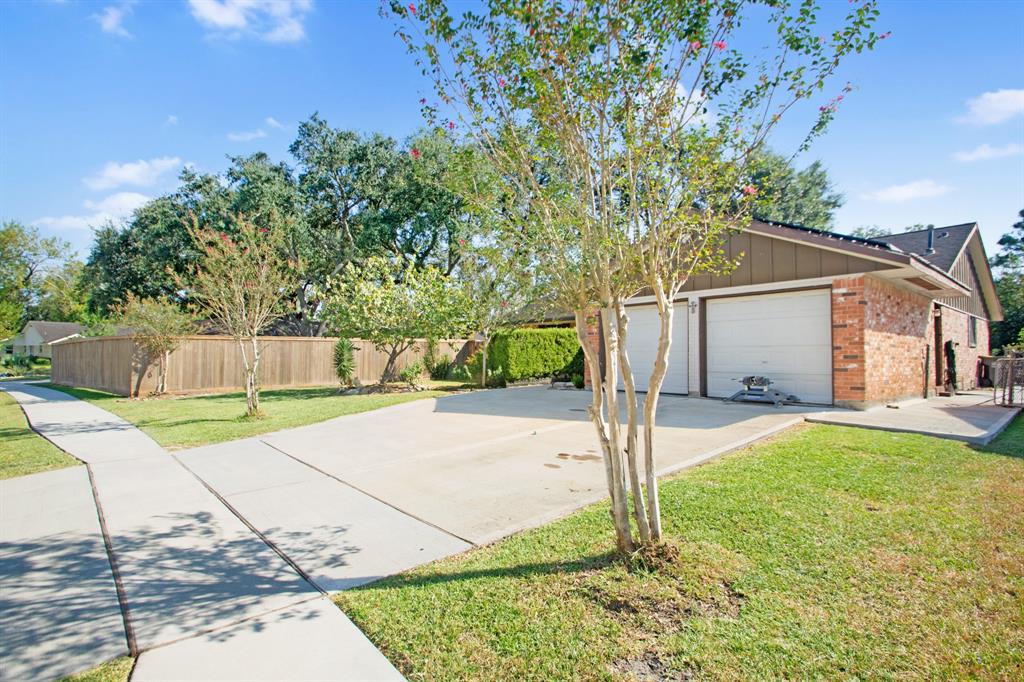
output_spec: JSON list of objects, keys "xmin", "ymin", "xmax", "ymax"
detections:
[{"xmin": 1, "ymin": 1, "xmax": 1022, "ymax": 258}]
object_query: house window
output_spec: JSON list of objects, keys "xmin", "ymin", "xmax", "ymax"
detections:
[{"xmin": 968, "ymin": 317, "xmax": 977, "ymax": 348}]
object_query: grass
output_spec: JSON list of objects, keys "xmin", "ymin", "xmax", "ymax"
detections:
[
  {"xmin": 336, "ymin": 418, "xmax": 1024, "ymax": 681},
  {"xmin": 42, "ymin": 382, "xmax": 467, "ymax": 450},
  {"xmin": 58, "ymin": 657, "xmax": 133, "ymax": 682},
  {"xmin": 0, "ymin": 391, "xmax": 79, "ymax": 479}
]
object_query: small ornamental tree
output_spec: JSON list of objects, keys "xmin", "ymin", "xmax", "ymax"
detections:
[
  {"xmin": 114, "ymin": 293, "xmax": 194, "ymax": 396},
  {"xmin": 179, "ymin": 214, "xmax": 298, "ymax": 417},
  {"xmin": 393, "ymin": 0, "xmax": 883, "ymax": 553},
  {"xmin": 322, "ymin": 256, "xmax": 468, "ymax": 383}
]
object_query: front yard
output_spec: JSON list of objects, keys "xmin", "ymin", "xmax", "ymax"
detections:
[
  {"xmin": 0, "ymin": 391, "xmax": 79, "ymax": 479},
  {"xmin": 336, "ymin": 419, "xmax": 1024, "ymax": 680},
  {"xmin": 43, "ymin": 382, "xmax": 467, "ymax": 449}
]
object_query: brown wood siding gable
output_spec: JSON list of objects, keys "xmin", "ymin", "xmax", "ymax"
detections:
[
  {"xmin": 938, "ymin": 250, "xmax": 990, "ymax": 319},
  {"xmin": 679, "ymin": 232, "xmax": 890, "ymax": 292}
]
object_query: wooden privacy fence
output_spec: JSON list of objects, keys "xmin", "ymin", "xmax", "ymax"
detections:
[{"xmin": 51, "ymin": 335, "xmax": 475, "ymax": 397}]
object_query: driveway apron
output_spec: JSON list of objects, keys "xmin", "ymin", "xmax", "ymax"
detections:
[{"xmin": 1, "ymin": 383, "xmax": 402, "ymax": 681}]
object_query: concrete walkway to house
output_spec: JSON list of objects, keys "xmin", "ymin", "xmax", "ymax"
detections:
[
  {"xmin": 807, "ymin": 391, "xmax": 1021, "ymax": 444},
  {"xmin": 0, "ymin": 382, "xmax": 403, "ymax": 682}
]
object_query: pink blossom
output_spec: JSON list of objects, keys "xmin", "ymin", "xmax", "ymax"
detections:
[
  {"xmin": 410, "ymin": 148, "xmax": 422, "ymax": 159},
  {"xmin": 459, "ymin": 238, "xmax": 466, "ymax": 246},
  {"xmin": 713, "ymin": 40, "xmax": 727, "ymax": 51},
  {"xmin": 419, "ymin": 98, "xmax": 427, "ymax": 105},
  {"xmin": 689, "ymin": 40, "xmax": 701, "ymax": 51},
  {"xmin": 407, "ymin": 3, "xmax": 416, "ymax": 15},
  {"xmin": 500, "ymin": 300, "xmax": 508, "ymax": 308},
  {"xmin": 742, "ymin": 185, "xmax": 758, "ymax": 196},
  {"xmin": 880, "ymin": 31, "xmax": 892, "ymax": 40},
  {"xmin": 498, "ymin": 77, "xmax": 507, "ymax": 88},
  {"xmin": 449, "ymin": 121, "xmax": 455, "ymax": 130}
]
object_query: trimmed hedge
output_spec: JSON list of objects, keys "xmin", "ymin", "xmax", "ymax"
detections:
[{"xmin": 488, "ymin": 327, "xmax": 581, "ymax": 382}]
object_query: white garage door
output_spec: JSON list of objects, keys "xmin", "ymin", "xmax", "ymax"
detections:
[
  {"xmin": 706, "ymin": 289, "xmax": 832, "ymax": 404},
  {"xmin": 617, "ymin": 304, "xmax": 688, "ymax": 394}
]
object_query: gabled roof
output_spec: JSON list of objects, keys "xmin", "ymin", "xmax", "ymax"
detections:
[
  {"xmin": 23, "ymin": 320, "xmax": 85, "ymax": 344},
  {"xmin": 873, "ymin": 223, "xmax": 976, "ymax": 272}
]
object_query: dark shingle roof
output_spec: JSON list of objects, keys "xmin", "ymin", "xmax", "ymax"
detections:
[
  {"xmin": 26, "ymin": 321, "xmax": 85, "ymax": 343},
  {"xmin": 873, "ymin": 223, "xmax": 975, "ymax": 273}
]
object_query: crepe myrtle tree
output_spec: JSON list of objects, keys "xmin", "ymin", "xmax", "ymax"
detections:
[
  {"xmin": 113, "ymin": 293, "xmax": 194, "ymax": 396},
  {"xmin": 178, "ymin": 213, "xmax": 299, "ymax": 417},
  {"xmin": 322, "ymin": 255, "xmax": 469, "ymax": 383},
  {"xmin": 392, "ymin": 0, "xmax": 883, "ymax": 553}
]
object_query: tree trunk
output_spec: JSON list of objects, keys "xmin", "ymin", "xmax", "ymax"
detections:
[
  {"xmin": 614, "ymin": 302, "xmax": 652, "ymax": 544},
  {"xmin": 480, "ymin": 335, "xmax": 489, "ymax": 388},
  {"xmin": 599, "ymin": 306, "xmax": 635, "ymax": 555},
  {"xmin": 574, "ymin": 310, "xmax": 633, "ymax": 555},
  {"xmin": 158, "ymin": 350, "xmax": 169, "ymax": 395},
  {"xmin": 239, "ymin": 336, "xmax": 262, "ymax": 417},
  {"xmin": 641, "ymin": 286, "xmax": 674, "ymax": 541},
  {"xmin": 381, "ymin": 344, "xmax": 403, "ymax": 384}
]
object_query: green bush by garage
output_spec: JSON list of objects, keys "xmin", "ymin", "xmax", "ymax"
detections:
[{"xmin": 488, "ymin": 328, "xmax": 581, "ymax": 383}]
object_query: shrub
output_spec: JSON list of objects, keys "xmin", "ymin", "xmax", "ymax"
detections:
[
  {"xmin": 572, "ymin": 373, "xmax": 585, "ymax": 389},
  {"xmin": 488, "ymin": 328, "xmax": 581, "ymax": 383},
  {"xmin": 429, "ymin": 357, "xmax": 453, "ymax": 380},
  {"xmin": 333, "ymin": 338, "xmax": 356, "ymax": 386},
  {"xmin": 400, "ymin": 361, "xmax": 426, "ymax": 386},
  {"xmin": 446, "ymin": 363, "xmax": 472, "ymax": 382},
  {"xmin": 467, "ymin": 351, "xmax": 505, "ymax": 387}
]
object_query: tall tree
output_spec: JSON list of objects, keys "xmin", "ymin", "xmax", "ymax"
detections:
[
  {"xmin": 991, "ymin": 209, "xmax": 1024, "ymax": 350},
  {"xmin": 397, "ymin": 0, "xmax": 881, "ymax": 552},
  {"xmin": 747, "ymin": 149, "xmax": 844, "ymax": 229},
  {"xmin": 0, "ymin": 221, "xmax": 70, "ymax": 337}
]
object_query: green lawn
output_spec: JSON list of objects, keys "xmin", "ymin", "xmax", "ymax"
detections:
[
  {"xmin": 58, "ymin": 657, "xmax": 133, "ymax": 682},
  {"xmin": 43, "ymin": 383, "xmax": 464, "ymax": 450},
  {"xmin": 336, "ymin": 419, "xmax": 1024, "ymax": 681},
  {"xmin": 0, "ymin": 391, "xmax": 79, "ymax": 479}
]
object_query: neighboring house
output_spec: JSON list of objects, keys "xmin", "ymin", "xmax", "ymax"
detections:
[
  {"xmin": 5, "ymin": 321, "xmax": 85, "ymax": 359},
  {"xmin": 588, "ymin": 221, "xmax": 1002, "ymax": 409}
]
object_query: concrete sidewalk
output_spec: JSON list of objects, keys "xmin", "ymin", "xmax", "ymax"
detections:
[
  {"xmin": 1, "ymin": 382, "xmax": 403, "ymax": 681},
  {"xmin": 807, "ymin": 391, "xmax": 1020, "ymax": 444},
  {"xmin": 0, "ymin": 466, "xmax": 128, "ymax": 681}
]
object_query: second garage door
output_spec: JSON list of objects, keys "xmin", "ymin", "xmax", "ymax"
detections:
[
  {"xmin": 705, "ymin": 289, "xmax": 832, "ymax": 404},
  {"xmin": 618, "ymin": 304, "xmax": 688, "ymax": 394}
]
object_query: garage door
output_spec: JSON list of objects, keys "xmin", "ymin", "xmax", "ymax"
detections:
[
  {"xmin": 617, "ymin": 304, "xmax": 688, "ymax": 394},
  {"xmin": 706, "ymin": 289, "xmax": 832, "ymax": 404}
]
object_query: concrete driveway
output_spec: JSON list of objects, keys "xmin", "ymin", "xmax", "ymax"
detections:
[{"xmin": 246, "ymin": 386, "xmax": 820, "ymax": 545}]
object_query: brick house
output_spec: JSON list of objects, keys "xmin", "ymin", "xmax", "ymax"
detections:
[{"xmin": 587, "ymin": 221, "xmax": 1002, "ymax": 409}]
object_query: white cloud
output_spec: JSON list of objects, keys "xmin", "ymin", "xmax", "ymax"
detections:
[
  {"xmin": 83, "ymin": 156, "xmax": 183, "ymax": 191},
  {"xmin": 955, "ymin": 89, "xmax": 1024, "ymax": 125},
  {"xmin": 860, "ymin": 179, "xmax": 954, "ymax": 203},
  {"xmin": 953, "ymin": 142, "xmax": 1023, "ymax": 163},
  {"xmin": 265, "ymin": 116, "xmax": 286, "ymax": 130},
  {"xmin": 165, "ymin": 114, "xmax": 179, "ymax": 126},
  {"xmin": 227, "ymin": 128, "xmax": 267, "ymax": 142},
  {"xmin": 188, "ymin": 0, "xmax": 313, "ymax": 43},
  {"xmin": 34, "ymin": 192, "xmax": 150, "ymax": 231},
  {"xmin": 93, "ymin": 2, "xmax": 134, "ymax": 38}
]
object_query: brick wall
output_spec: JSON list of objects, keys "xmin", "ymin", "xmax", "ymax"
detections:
[
  {"xmin": 831, "ymin": 276, "xmax": 867, "ymax": 405},
  {"xmin": 933, "ymin": 305, "xmax": 989, "ymax": 391},
  {"xmin": 832, "ymin": 275, "xmax": 937, "ymax": 408},
  {"xmin": 863, "ymin": 277, "xmax": 933, "ymax": 403}
]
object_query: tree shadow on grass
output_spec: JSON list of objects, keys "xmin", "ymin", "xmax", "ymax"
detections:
[{"xmin": 348, "ymin": 551, "xmax": 619, "ymax": 593}]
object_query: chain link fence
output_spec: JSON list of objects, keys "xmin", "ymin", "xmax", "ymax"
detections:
[{"xmin": 986, "ymin": 357, "xmax": 1024, "ymax": 407}]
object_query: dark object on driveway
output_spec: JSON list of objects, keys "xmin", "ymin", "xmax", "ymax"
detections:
[{"xmin": 724, "ymin": 375, "xmax": 800, "ymax": 407}]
